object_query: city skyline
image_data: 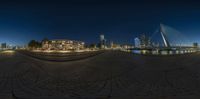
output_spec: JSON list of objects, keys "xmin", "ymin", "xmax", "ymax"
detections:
[
  {"xmin": 0, "ymin": 0, "xmax": 200, "ymax": 45},
  {"xmin": 1, "ymin": 1, "xmax": 200, "ymax": 98}
]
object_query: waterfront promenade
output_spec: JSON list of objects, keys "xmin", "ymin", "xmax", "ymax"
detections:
[{"xmin": 0, "ymin": 50, "xmax": 200, "ymax": 99}]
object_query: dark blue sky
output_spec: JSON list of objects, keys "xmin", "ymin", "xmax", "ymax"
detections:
[{"xmin": 0, "ymin": 0, "xmax": 200, "ymax": 45}]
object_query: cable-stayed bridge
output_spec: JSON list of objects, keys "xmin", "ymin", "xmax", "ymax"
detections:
[
  {"xmin": 159, "ymin": 24, "xmax": 193, "ymax": 48},
  {"xmin": 129, "ymin": 24, "xmax": 198, "ymax": 54}
]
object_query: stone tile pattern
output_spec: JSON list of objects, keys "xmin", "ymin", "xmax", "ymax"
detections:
[{"xmin": 0, "ymin": 51, "xmax": 200, "ymax": 99}]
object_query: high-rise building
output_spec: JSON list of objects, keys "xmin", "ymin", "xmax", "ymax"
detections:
[
  {"xmin": 100, "ymin": 34, "xmax": 104, "ymax": 41},
  {"xmin": 100, "ymin": 34, "xmax": 106, "ymax": 49},
  {"xmin": 134, "ymin": 37, "xmax": 140, "ymax": 48},
  {"xmin": 139, "ymin": 34, "xmax": 151, "ymax": 48},
  {"xmin": 193, "ymin": 42, "xmax": 198, "ymax": 48},
  {"xmin": 1, "ymin": 43, "xmax": 7, "ymax": 49},
  {"xmin": 110, "ymin": 41, "xmax": 114, "ymax": 48}
]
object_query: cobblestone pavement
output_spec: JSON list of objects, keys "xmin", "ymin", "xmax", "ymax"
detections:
[{"xmin": 0, "ymin": 51, "xmax": 200, "ymax": 99}]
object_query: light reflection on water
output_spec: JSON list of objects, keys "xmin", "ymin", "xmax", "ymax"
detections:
[{"xmin": 131, "ymin": 50, "xmax": 196, "ymax": 55}]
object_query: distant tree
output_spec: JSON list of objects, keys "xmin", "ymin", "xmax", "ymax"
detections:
[
  {"xmin": 28, "ymin": 40, "xmax": 36, "ymax": 48},
  {"xmin": 89, "ymin": 44, "xmax": 96, "ymax": 48},
  {"xmin": 42, "ymin": 38, "xmax": 49, "ymax": 42},
  {"xmin": 36, "ymin": 41, "xmax": 42, "ymax": 48},
  {"xmin": 96, "ymin": 43, "xmax": 101, "ymax": 48},
  {"xmin": 85, "ymin": 44, "xmax": 89, "ymax": 48},
  {"xmin": 28, "ymin": 40, "xmax": 42, "ymax": 49}
]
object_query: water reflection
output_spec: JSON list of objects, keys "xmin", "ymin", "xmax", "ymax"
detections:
[{"xmin": 131, "ymin": 49, "xmax": 196, "ymax": 55}]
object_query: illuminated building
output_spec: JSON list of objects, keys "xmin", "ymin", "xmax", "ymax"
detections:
[
  {"xmin": 134, "ymin": 37, "xmax": 140, "ymax": 48},
  {"xmin": 42, "ymin": 39, "xmax": 85, "ymax": 51},
  {"xmin": 100, "ymin": 34, "xmax": 106, "ymax": 49},
  {"xmin": 110, "ymin": 41, "xmax": 114, "ymax": 48},
  {"xmin": 100, "ymin": 34, "xmax": 104, "ymax": 41},
  {"xmin": 139, "ymin": 34, "xmax": 151, "ymax": 48}
]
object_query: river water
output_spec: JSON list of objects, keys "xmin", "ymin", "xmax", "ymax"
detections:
[{"xmin": 131, "ymin": 49, "xmax": 196, "ymax": 55}]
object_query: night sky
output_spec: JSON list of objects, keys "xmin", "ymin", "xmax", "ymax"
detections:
[{"xmin": 0, "ymin": 0, "xmax": 200, "ymax": 45}]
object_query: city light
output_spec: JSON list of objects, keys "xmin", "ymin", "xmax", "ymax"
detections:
[
  {"xmin": 2, "ymin": 50, "xmax": 15, "ymax": 53},
  {"xmin": 0, "ymin": 50, "xmax": 15, "ymax": 56}
]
